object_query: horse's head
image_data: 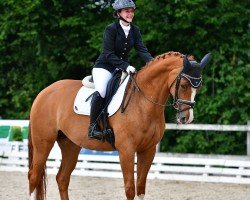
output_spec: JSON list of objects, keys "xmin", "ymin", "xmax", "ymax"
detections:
[{"xmin": 169, "ymin": 53, "xmax": 212, "ymax": 124}]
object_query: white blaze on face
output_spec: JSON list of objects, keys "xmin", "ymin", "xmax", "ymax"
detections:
[{"xmin": 187, "ymin": 88, "xmax": 197, "ymax": 123}]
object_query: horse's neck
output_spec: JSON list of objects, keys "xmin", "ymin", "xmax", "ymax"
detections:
[{"xmin": 136, "ymin": 57, "xmax": 182, "ymax": 107}]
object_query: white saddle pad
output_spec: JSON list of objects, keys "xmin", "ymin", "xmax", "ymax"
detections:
[{"xmin": 74, "ymin": 76, "xmax": 130, "ymax": 116}]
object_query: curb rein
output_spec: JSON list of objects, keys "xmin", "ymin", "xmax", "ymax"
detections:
[{"xmin": 121, "ymin": 70, "xmax": 199, "ymax": 113}]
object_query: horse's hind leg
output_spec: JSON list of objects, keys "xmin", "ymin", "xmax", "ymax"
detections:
[
  {"xmin": 136, "ymin": 146, "xmax": 156, "ymax": 199},
  {"xmin": 56, "ymin": 132, "xmax": 81, "ymax": 200},
  {"xmin": 28, "ymin": 126, "xmax": 57, "ymax": 199}
]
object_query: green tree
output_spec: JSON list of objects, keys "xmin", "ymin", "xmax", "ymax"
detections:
[
  {"xmin": 0, "ymin": 0, "xmax": 249, "ymax": 154},
  {"xmin": 9, "ymin": 126, "xmax": 23, "ymax": 141}
]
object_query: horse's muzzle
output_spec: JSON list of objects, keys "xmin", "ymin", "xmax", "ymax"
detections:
[{"xmin": 176, "ymin": 109, "xmax": 194, "ymax": 124}]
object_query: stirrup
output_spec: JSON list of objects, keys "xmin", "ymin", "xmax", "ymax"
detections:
[{"xmin": 88, "ymin": 123, "xmax": 103, "ymax": 140}]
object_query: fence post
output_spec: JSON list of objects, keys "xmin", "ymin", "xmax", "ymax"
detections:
[
  {"xmin": 156, "ymin": 143, "xmax": 160, "ymax": 153},
  {"xmin": 248, "ymin": 121, "xmax": 250, "ymax": 156}
]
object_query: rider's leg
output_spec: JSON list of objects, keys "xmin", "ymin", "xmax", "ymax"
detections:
[
  {"xmin": 92, "ymin": 68, "xmax": 113, "ymax": 98},
  {"xmin": 88, "ymin": 68, "xmax": 112, "ymax": 139},
  {"xmin": 88, "ymin": 91, "xmax": 104, "ymax": 139}
]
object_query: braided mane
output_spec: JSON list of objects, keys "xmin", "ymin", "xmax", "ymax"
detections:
[
  {"xmin": 153, "ymin": 51, "xmax": 184, "ymax": 61},
  {"xmin": 144, "ymin": 51, "xmax": 195, "ymax": 69}
]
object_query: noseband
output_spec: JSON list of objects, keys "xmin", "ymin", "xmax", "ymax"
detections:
[{"xmin": 172, "ymin": 68, "xmax": 202, "ymax": 113}]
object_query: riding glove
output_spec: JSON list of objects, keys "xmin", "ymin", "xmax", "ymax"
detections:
[{"xmin": 126, "ymin": 65, "xmax": 136, "ymax": 74}]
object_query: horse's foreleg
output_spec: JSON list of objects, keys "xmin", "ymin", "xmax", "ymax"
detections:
[
  {"xmin": 136, "ymin": 145, "xmax": 156, "ymax": 199},
  {"xmin": 119, "ymin": 149, "xmax": 136, "ymax": 200},
  {"xmin": 56, "ymin": 135, "xmax": 81, "ymax": 200}
]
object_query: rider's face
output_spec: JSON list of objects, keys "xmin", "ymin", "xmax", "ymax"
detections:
[{"xmin": 118, "ymin": 8, "xmax": 135, "ymax": 23}]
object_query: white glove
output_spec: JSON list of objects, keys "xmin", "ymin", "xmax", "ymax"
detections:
[{"xmin": 126, "ymin": 65, "xmax": 136, "ymax": 74}]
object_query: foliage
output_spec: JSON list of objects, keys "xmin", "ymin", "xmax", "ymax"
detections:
[
  {"xmin": 161, "ymin": 130, "xmax": 246, "ymax": 155},
  {"xmin": 0, "ymin": 0, "xmax": 249, "ymax": 154},
  {"xmin": 9, "ymin": 126, "xmax": 23, "ymax": 141}
]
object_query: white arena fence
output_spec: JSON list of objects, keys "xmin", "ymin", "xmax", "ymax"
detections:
[
  {"xmin": 1, "ymin": 150, "xmax": 250, "ymax": 184},
  {"xmin": 0, "ymin": 120, "xmax": 249, "ymax": 184}
]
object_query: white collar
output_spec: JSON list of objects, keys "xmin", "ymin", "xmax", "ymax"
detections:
[{"xmin": 119, "ymin": 20, "xmax": 131, "ymax": 30}]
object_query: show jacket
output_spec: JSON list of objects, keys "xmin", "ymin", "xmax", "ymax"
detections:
[{"xmin": 94, "ymin": 21, "xmax": 153, "ymax": 73}]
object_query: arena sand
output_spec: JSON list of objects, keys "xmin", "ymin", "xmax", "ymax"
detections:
[{"xmin": 0, "ymin": 171, "xmax": 249, "ymax": 200}]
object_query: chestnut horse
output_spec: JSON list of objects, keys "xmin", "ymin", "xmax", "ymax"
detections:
[{"xmin": 28, "ymin": 52, "xmax": 211, "ymax": 200}]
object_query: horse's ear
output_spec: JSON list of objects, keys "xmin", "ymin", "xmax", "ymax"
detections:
[
  {"xmin": 200, "ymin": 53, "xmax": 212, "ymax": 69},
  {"xmin": 183, "ymin": 55, "xmax": 192, "ymax": 71}
]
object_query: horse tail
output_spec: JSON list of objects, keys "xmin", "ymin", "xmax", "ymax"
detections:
[{"xmin": 28, "ymin": 122, "xmax": 47, "ymax": 200}]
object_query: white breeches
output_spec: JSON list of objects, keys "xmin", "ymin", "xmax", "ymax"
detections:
[{"xmin": 92, "ymin": 68, "xmax": 112, "ymax": 98}]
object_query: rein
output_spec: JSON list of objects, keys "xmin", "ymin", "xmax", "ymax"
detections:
[
  {"xmin": 121, "ymin": 74, "xmax": 173, "ymax": 113},
  {"xmin": 121, "ymin": 68, "xmax": 201, "ymax": 113}
]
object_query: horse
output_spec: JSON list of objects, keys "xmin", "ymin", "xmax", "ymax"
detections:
[{"xmin": 28, "ymin": 51, "xmax": 211, "ymax": 200}]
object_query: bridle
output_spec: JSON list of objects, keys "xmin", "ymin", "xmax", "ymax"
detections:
[
  {"xmin": 121, "ymin": 67, "xmax": 202, "ymax": 113},
  {"xmin": 172, "ymin": 69, "xmax": 202, "ymax": 113}
]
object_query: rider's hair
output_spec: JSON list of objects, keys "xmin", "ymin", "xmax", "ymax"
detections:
[{"xmin": 113, "ymin": 10, "xmax": 121, "ymax": 18}]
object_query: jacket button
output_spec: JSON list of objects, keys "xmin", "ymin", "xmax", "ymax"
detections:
[
  {"xmin": 122, "ymin": 53, "xmax": 124, "ymax": 55},
  {"xmin": 120, "ymin": 57, "xmax": 122, "ymax": 59},
  {"xmin": 124, "ymin": 48, "xmax": 126, "ymax": 50},
  {"xmin": 125, "ymin": 43, "xmax": 127, "ymax": 45}
]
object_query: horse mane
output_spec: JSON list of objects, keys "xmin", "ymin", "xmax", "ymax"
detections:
[
  {"xmin": 153, "ymin": 51, "xmax": 184, "ymax": 61},
  {"xmin": 143, "ymin": 51, "xmax": 195, "ymax": 69}
]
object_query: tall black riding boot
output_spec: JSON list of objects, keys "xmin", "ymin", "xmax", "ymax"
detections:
[{"xmin": 88, "ymin": 91, "xmax": 104, "ymax": 140}]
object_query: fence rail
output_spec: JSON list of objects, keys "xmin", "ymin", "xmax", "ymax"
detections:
[
  {"xmin": 166, "ymin": 122, "xmax": 250, "ymax": 155},
  {"xmin": 166, "ymin": 123, "xmax": 249, "ymax": 131},
  {"xmin": 0, "ymin": 120, "xmax": 250, "ymax": 184},
  {"xmin": 1, "ymin": 151, "xmax": 250, "ymax": 184}
]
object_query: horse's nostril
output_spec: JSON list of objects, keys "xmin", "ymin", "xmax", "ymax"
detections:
[{"xmin": 180, "ymin": 117, "xmax": 186, "ymax": 124}]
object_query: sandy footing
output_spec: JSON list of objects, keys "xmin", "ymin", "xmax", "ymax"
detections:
[{"xmin": 0, "ymin": 171, "xmax": 249, "ymax": 200}]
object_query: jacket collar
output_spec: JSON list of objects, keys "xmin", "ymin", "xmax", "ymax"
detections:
[{"xmin": 115, "ymin": 20, "xmax": 134, "ymax": 38}]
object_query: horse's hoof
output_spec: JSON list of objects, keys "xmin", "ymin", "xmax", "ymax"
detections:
[{"xmin": 137, "ymin": 194, "xmax": 145, "ymax": 200}]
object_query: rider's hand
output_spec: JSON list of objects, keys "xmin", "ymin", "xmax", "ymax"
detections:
[{"xmin": 126, "ymin": 65, "xmax": 136, "ymax": 74}]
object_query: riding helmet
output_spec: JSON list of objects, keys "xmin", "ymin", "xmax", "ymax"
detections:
[{"xmin": 112, "ymin": 0, "xmax": 136, "ymax": 17}]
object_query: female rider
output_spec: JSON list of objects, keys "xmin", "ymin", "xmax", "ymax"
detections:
[{"xmin": 89, "ymin": 0, "xmax": 153, "ymax": 140}]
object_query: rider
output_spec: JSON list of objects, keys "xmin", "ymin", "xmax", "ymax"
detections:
[{"xmin": 88, "ymin": 0, "xmax": 153, "ymax": 140}]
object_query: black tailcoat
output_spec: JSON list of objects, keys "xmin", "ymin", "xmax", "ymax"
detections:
[{"xmin": 94, "ymin": 21, "xmax": 153, "ymax": 73}]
